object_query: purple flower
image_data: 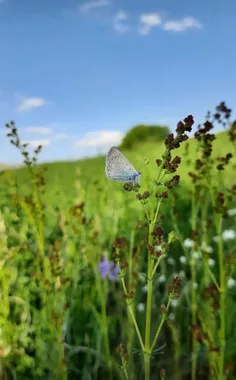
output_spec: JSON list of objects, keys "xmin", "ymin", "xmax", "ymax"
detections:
[{"xmin": 98, "ymin": 255, "xmax": 119, "ymax": 281}]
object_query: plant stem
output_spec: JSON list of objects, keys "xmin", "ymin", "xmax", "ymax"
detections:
[
  {"xmin": 150, "ymin": 297, "xmax": 171, "ymax": 352},
  {"xmin": 217, "ymin": 216, "xmax": 226, "ymax": 380},
  {"xmin": 190, "ymin": 257, "xmax": 197, "ymax": 380},
  {"xmin": 120, "ymin": 276, "xmax": 145, "ymax": 351},
  {"xmin": 190, "ymin": 191, "xmax": 197, "ymax": 380},
  {"xmin": 144, "ymin": 252, "xmax": 153, "ymax": 380}
]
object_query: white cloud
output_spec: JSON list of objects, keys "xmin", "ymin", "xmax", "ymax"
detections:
[
  {"xmin": 22, "ymin": 140, "xmax": 51, "ymax": 148},
  {"xmin": 74, "ymin": 131, "xmax": 124, "ymax": 148},
  {"xmin": 139, "ymin": 13, "xmax": 162, "ymax": 36},
  {"xmin": 25, "ymin": 127, "xmax": 52, "ymax": 134},
  {"xmin": 17, "ymin": 97, "xmax": 47, "ymax": 112},
  {"xmin": 79, "ymin": 0, "xmax": 110, "ymax": 13},
  {"xmin": 113, "ymin": 10, "xmax": 129, "ymax": 33},
  {"xmin": 163, "ymin": 17, "xmax": 201, "ymax": 32},
  {"xmin": 54, "ymin": 133, "xmax": 68, "ymax": 140}
]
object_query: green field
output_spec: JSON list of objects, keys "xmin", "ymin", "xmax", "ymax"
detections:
[{"xmin": 0, "ymin": 121, "xmax": 236, "ymax": 380}]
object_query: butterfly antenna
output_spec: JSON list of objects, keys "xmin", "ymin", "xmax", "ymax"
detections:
[{"xmin": 139, "ymin": 157, "xmax": 150, "ymax": 171}]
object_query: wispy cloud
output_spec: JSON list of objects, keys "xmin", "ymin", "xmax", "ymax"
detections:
[
  {"xmin": 139, "ymin": 13, "xmax": 162, "ymax": 36},
  {"xmin": 74, "ymin": 130, "xmax": 124, "ymax": 147},
  {"xmin": 22, "ymin": 139, "xmax": 51, "ymax": 148},
  {"xmin": 25, "ymin": 127, "xmax": 52, "ymax": 134},
  {"xmin": 79, "ymin": 0, "xmax": 110, "ymax": 13},
  {"xmin": 17, "ymin": 97, "xmax": 47, "ymax": 112},
  {"xmin": 113, "ymin": 10, "xmax": 129, "ymax": 34},
  {"xmin": 163, "ymin": 17, "xmax": 201, "ymax": 32}
]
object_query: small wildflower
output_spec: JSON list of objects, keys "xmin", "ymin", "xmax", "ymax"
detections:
[
  {"xmin": 167, "ymin": 276, "xmax": 182, "ymax": 297},
  {"xmin": 192, "ymin": 251, "xmax": 201, "ymax": 260},
  {"xmin": 213, "ymin": 236, "xmax": 219, "ymax": 243},
  {"xmin": 169, "ymin": 313, "xmax": 175, "ymax": 321},
  {"xmin": 193, "ymin": 282, "xmax": 198, "ymax": 290},
  {"xmin": 98, "ymin": 255, "xmax": 119, "ymax": 280},
  {"xmin": 159, "ymin": 274, "xmax": 166, "ymax": 283},
  {"xmin": 160, "ymin": 367, "xmax": 166, "ymax": 380},
  {"xmin": 183, "ymin": 238, "xmax": 194, "ymax": 248},
  {"xmin": 179, "ymin": 270, "xmax": 186, "ymax": 279},
  {"xmin": 222, "ymin": 229, "xmax": 236, "ymax": 241},
  {"xmin": 228, "ymin": 208, "xmax": 236, "ymax": 217},
  {"xmin": 155, "ymin": 245, "xmax": 162, "ymax": 252},
  {"xmin": 167, "ymin": 257, "xmax": 175, "ymax": 265},
  {"xmin": 156, "ymin": 191, "xmax": 168, "ymax": 199},
  {"xmin": 201, "ymin": 242, "xmax": 213, "ymax": 253},
  {"xmin": 179, "ymin": 256, "xmax": 187, "ymax": 264},
  {"xmin": 227, "ymin": 278, "xmax": 236, "ymax": 288},
  {"xmin": 171, "ymin": 299, "xmax": 179, "ymax": 308},
  {"xmin": 208, "ymin": 258, "xmax": 215, "ymax": 267},
  {"xmin": 142, "ymin": 284, "xmax": 148, "ymax": 293},
  {"xmin": 138, "ymin": 272, "xmax": 146, "ymax": 283},
  {"xmin": 164, "ymin": 175, "xmax": 180, "ymax": 189},
  {"xmin": 123, "ymin": 290, "xmax": 134, "ymax": 301},
  {"xmin": 160, "ymin": 304, "xmax": 167, "ymax": 314},
  {"xmin": 137, "ymin": 303, "xmax": 145, "ymax": 312},
  {"xmin": 117, "ymin": 343, "xmax": 129, "ymax": 362},
  {"xmin": 114, "ymin": 237, "xmax": 127, "ymax": 249}
]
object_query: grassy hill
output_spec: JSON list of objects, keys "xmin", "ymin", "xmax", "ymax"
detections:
[
  {"xmin": 0, "ymin": 129, "xmax": 235, "ymax": 218},
  {"xmin": 1, "ymin": 129, "xmax": 234, "ymax": 181}
]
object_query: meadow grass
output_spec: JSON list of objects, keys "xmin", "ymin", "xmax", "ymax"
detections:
[{"xmin": 0, "ymin": 109, "xmax": 236, "ymax": 380}]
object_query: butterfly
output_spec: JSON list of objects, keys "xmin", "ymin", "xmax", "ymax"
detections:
[{"xmin": 105, "ymin": 147, "xmax": 142, "ymax": 183}]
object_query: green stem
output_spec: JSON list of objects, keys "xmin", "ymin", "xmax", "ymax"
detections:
[
  {"xmin": 190, "ymin": 191, "xmax": 197, "ymax": 380},
  {"xmin": 150, "ymin": 297, "xmax": 171, "ymax": 352},
  {"xmin": 144, "ymin": 253, "xmax": 153, "ymax": 380},
  {"xmin": 190, "ymin": 257, "xmax": 197, "ymax": 380},
  {"xmin": 204, "ymin": 263, "xmax": 220, "ymax": 291},
  {"xmin": 96, "ymin": 279, "xmax": 112, "ymax": 378},
  {"xmin": 120, "ymin": 276, "xmax": 145, "ymax": 352},
  {"xmin": 127, "ymin": 231, "xmax": 135, "ymax": 372},
  {"xmin": 217, "ymin": 216, "xmax": 226, "ymax": 380},
  {"xmin": 142, "ymin": 156, "xmax": 165, "ymax": 380},
  {"xmin": 152, "ymin": 255, "xmax": 163, "ymax": 278}
]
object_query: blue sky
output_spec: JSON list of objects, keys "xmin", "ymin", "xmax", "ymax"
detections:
[{"xmin": 0, "ymin": 0, "xmax": 236, "ymax": 164}]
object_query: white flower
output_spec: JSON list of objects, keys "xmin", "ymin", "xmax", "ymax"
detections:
[
  {"xmin": 137, "ymin": 303, "xmax": 145, "ymax": 312},
  {"xmin": 208, "ymin": 258, "xmax": 215, "ymax": 267},
  {"xmin": 138, "ymin": 272, "xmax": 146, "ymax": 283},
  {"xmin": 171, "ymin": 299, "xmax": 179, "ymax": 308},
  {"xmin": 159, "ymin": 274, "xmax": 166, "ymax": 283},
  {"xmin": 179, "ymin": 256, "xmax": 187, "ymax": 264},
  {"xmin": 155, "ymin": 245, "xmax": 162, "ymax": 252},
  {"xmin": 167, "ymin": 257, "xmax": 175, "ymax": 265},
  {"xmin": 179, "ymin": 270, "xmax": 186, "ymax": 279},
  {"xmin": 193, "ymin": 282, "xmax": 198, "ymax": 289},
  {"xmin": 169, "ymin": 313, "xmax": 175, "ymax": 321},
  {"xmin": 192, "ymin": 251, "xmax": 201, "ymax": 260},
  {"xmin": 183, "ymin": 238, "xmax": 194, "ymax": 248},
  {"xmin": 142, "ymin": 284, "xmax": 148, "ymax": 293},
  {"xmin": 201, "ymin": 242, "xmax": 213, "ymax": 253},
  {"xmin": 227, "ymin": 278, "xmax": 236, "ymax": 288},
  {"xmin": 213, "ymin": 236, "xmax": 219, "ymax": 243},
  {"xmin": 222, "ymin": 229, "xmax": 236, "ymax": 241},
  {"xmin": 228, "ymin": 208, "xmax": 236, "ymax": 217}
]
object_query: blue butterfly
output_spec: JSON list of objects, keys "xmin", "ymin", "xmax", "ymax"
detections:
[{"xmin": 105, "ymin": 147, "xmax": 141, "ymax": 183}]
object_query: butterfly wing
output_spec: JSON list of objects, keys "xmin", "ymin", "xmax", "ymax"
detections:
[{"xmin": 105, "ymin": 147, "xmax": 140, "ymax": 183}]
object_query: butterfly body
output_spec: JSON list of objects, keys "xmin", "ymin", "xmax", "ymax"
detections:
[{"xmin": 105, "ymin": 147, "xmax": 141, "ymax": 183}]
